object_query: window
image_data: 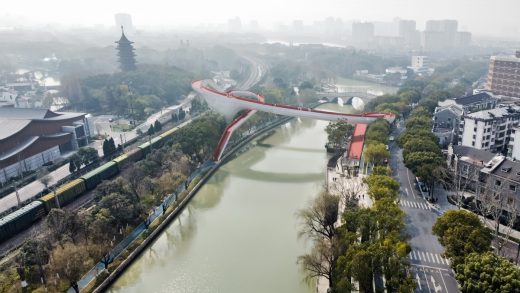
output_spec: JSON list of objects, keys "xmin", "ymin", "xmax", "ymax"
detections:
[
  {"xmin": 496, "ymin": 180, "xmax": 502, "ymax": 186},
  {"xmin": 510, "ymin": 185, "xmax": 517, "ymax": 191},
  {"xmin": 472, "ymin": 141, "xmax": 475, "ymax": 146}
]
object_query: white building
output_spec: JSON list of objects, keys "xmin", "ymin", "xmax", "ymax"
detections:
[
  {"xmin": 460, "ymin": 106, "xmax": 520, "ymax": 153},
  {"xmin": 508, "ymin": 126, "xmax": 520, "ymax": 160},
  {"xmin": 409, "ymin": 56, "xmax": 434, "ymax": 74}
]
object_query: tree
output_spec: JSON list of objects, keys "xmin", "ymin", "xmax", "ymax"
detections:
[
  {"xmin": 403, "ymin": 151, "xmax": 443, "ymax": 173},
  {"xmin": 178, "ymin": 108, "xmax": 186, "ymax": 120},
  {"xmin": 456, "ymin": 252, "xmax": 520, "ymax": 292},
  {"xmin": 364, "ymin": 175, "xmax": 399, "ymax": 194},
  {"xmin": 50, "ymin": 243, "xmax": 92, "ymax": 292},
  {"xmin": 330, "ymin": 178, "xmax": 362, "ymax": 209},
  {"xmin": 298, "ymin": 192, "xmax": 341, "ymax": 290},
  {"xmin": 68, "ymin": 154, "xmax": 81, "ymax": 173},
  {"xmin": 364, "ymin": 143, "xmax": 390, "ymax": 166},
  {"xmin": 102, "ymin": 138, "xmax": 117, "ymax": 157},
  {"xmin": 475, "ymin": 179, "xmax": 519, "ymax": 254},
  {"xmin": 18, "ymin": 238, "xmax": 50, "ymax": 285},
  {"xmin": 147, "ymin": 124, "xmax": 155, "ymax": 136},
  {"xmin": 38, "ymin": 168, "xmax": 52, "ymax": 191},
  {"xmin": 325, "ymin": 121, "xmax": 354, "ymax": 149},
  {"xmin": 298, "ymin": 192, "xmax": 340, "ymax": 242},
  {"xmin": 77, "ymin": 147, "xmax": 99, "ymax": 166},
  {"xmin": 154, "ymin": 120, "xmax": 162, "ymax": 132},
  {"xmin": 298, "ymin": 238, "xmax": 339, "ymax": 289},
  {"xmin": 433, "ymin": 210, "xmax": 491, "ymax": 266}
]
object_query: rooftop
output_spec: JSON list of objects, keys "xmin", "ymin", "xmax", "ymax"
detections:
[
  {"xmin": 0, "ymin": 108, "xmax": 85, "ymax": 140},
  {"xmin": 454, "ymin": 92, "xmax": 494, "ymax": 106},
  {"xmin": 489, "ymin": 159, "xmax": 520, "ymax": 183},
  {"xmin": 491, "ymin": 55, "xmax": 520, "ymax": 63},
  {"xmin": 466, "ymin": 105, "xmax": 520, "ymax": 120},
  {"xmin": 452, "ymin": 145, "xmax": 497, "ymax": 166}
]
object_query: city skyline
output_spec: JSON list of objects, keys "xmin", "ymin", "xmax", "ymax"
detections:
[{"xmin": 1, "ymin": 0, "xmax": 519, "ymax": 38}]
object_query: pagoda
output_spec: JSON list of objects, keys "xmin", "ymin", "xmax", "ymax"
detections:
[{"xmin": 115, "ymin": 26, "xmax": 137, "ymax": 71}]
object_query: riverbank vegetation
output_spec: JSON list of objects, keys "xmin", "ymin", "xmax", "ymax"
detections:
[
  {"xmin": 298, "ymin": 167, "xmax": 414, "ymax": 292},
  {"xmin": 0, "ymin": 112, "xmax": 226, "ymax": 292}
]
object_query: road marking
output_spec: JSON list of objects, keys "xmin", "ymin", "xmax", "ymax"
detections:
[
  {"xmin": 422, "ymin": 268, "xmax": 432, "ymax": 293},
  {"xmin": 415, "ymin": 273, "xmax": 422, "ymax": 290},
  {"xmin": 435, "ymin": 254, "xmax": 441, "ymax": 264},
  {"xmin": 412, "ymin": 250, "xmax": 417, "ymax": 260},
  {"xmin": 406, "ymin": 169, "xmax": 417, "ymax": 199},
  {"xmin": 410, "ymin": 263, "xmax": 452, "ymax": 272},
  {"xmin": 405, "ymin": 188, "xmax": 409, "ymax": 197},
  {"xmin": 420, "ymin": 251, "xmax": 426, "ymax": 261},
  {"xmin": 431, "ymin": 275, "xmax": 442, "ymax": 293},
  {"xmin": 426, "ymin": 252, "xmax": 432, "ymax": 263},
  {"xmin": 438, "ymin": 269, "xmax": 448, "ymax": 293}
]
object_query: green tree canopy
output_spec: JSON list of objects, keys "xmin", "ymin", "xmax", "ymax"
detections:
[
  {"xmin": 433, "ymin": 210, "xmax": 491, "ymax": 266},
  {"xmin": 456, "ymin": 252, "xmax": 520, "ymax": 293},
  {"xmin": 364, "ymin": 143, "xmax": 390, "ymax": 166}
]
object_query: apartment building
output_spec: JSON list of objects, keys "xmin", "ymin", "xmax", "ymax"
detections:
[
  {"xmin": 486, "ymin": 51, "xmax": 520, "ymax": 98},
  {"xmin": 459, "ymin": 106, "xmax": 520, "ymax": 153}
]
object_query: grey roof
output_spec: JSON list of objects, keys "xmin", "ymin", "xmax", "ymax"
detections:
[
  {"xmin": 0, "ymin": 108, "xmax": 85, "ymax": 140},
  {"xmin": 0, "ymin": 108, "xmax": 56, "ymax": 119},
  {"xmin": 435, "ymin": 105, "xmax": 463, "ymax": 116},
  {"xmin": 454, "ymin": 92, "xmax": 493, "ymax": 106},
  {"xmin": 491, "ymin": 55, "xmax": 520, "ymax": 63},
  {"xmin": 489, "ymin": 159, "xmax": 520, "ymax": 183},
  {"xmin": 0, "ymin": 120, "xmax": 31, "ymax": 139},
  {"xmin": 466, "ymin": 106, "xmax": 520, "ymax": 120},
  {"xmin": 452, "ymin": 145, "xmax": 496, "ymax": 164}
]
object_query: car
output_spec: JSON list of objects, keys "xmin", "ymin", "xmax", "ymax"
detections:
[
  {"xmin": 389, "ymin": 136, "xmax": 395, "ymax": 142},
  {"xmin": 108, "ymin": 118, "xmax": 114, "ymax": 122}
]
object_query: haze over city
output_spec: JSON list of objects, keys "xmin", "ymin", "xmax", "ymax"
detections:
[
  {"xmin": 1, "ymin": 1, "xmax": 520, "ymax": 293},
  {"xmin": 1, "ymin": 0, "xmax": 519, "ymax": 38}
]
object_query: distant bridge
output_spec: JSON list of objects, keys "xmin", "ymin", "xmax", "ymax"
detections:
[
  {"xmin": 192, "ymin": 80, "xmax": 394, "ymax": 161},
  {"xmin": 316, "ymin": 91, "xmax": 379, "ymax": 104}
]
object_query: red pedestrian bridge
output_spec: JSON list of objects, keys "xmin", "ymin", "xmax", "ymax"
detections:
[{"xmin": 192, "ymin": 80, "xmax": 395, "ymax": 161}]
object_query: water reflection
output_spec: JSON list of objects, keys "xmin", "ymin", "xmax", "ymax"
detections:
[{"xmin": 109, "ymin": 105, "xmax": 354, "ymax": 293}]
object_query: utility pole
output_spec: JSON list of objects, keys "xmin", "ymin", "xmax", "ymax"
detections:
[
  {"xmin": 53, "ymin": 186, "xmax": 60, "ymax": 209},
  {"xmin": 13, "ymin": 182, "xmax": 21, "ymax": 207}
]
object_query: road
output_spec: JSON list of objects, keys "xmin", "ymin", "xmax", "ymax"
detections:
[{"xmin": 389, "ymin": 120, "xmax": 460, "ymax": 293}]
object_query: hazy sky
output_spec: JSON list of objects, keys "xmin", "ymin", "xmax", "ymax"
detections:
[{"xmin": 3, "ymin": 0, "xmax": 519, "ymax": 36}]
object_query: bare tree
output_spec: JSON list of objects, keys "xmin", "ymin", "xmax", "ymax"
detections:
[
  {"xmin": 297, "ymin": 191, "xmax": 340, "ymax": 242},
  {"xmin": 441, "ymin": 163, "xmax": 479, "ymax": 209},
  {"xmin": 38, "ymin": 168, "xmax": 52, "ymax": 191},
  {"xmin": 329, "ymin": 178, "xmax": 362, "ymax": 210},
  {"xmin": 475, "ymin": 178, "xmax": 519, "ymax": 254},
  {"xmin": 298, "ymin": 237, "xmax": 339, "ymax": 288}
]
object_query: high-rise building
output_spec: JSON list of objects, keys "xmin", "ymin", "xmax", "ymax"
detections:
[
  {"xmin": 114, "ymin": 13, "xmax": 134, "ymax": 34},
  {"xmin": 352, "ymin": 22, "xmax": 374, "ymax": 45},
  {"xmin": 398, "ymin": 19, "xmax": 419, "ymax": 47},
  {"xmin": 455, "ymin": 32, "xmax": 472, "ymax": 48},
  {"xmin": 115, "ymin": 27, "xmax": 137, "ymax": 71},
  {"xmin": 486, "ymin": 51, "xmax": 520, "ymax": 98},
  {"xmin": 228, "ymin": 17, "xmax": 242, "ymax": 32},
  {"xmin": 423, "ymin": 19, "xmax": 459, "ymax": 50}
]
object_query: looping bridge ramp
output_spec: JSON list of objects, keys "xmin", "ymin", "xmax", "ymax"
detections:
[{"xmin": 192, "ymin": 80, "xmax": 395, "ymax": 161}]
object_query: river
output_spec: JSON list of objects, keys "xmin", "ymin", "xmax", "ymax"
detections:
[{"xmin": 107, "ymin": 104, "xmax": 354, "ymax": 293}]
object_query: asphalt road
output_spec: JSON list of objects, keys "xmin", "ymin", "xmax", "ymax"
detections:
[{"xmin": 389, "ymin": 121, "xmax": 460, "ymax": 293}]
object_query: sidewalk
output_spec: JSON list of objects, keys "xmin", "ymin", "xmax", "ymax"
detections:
[{"xmin": 316, "ymin": 163, "xmax": 372, "ymax": 293}]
